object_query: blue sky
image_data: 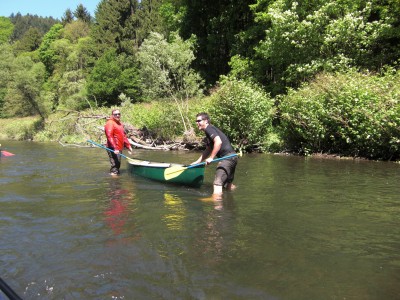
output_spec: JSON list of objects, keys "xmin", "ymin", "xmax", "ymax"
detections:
[{"xmin": 0, "ymin": 0, "xmax": 100, "ymax": 19}]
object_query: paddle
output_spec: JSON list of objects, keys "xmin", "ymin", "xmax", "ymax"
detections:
[
  {"xmin": 164, "ymin": 153, "xmax": 238, "ymax": 180},
  {"xmin": 0, "ymin": 277, "xmax": 23, "ymax": 300},
  {"xmin": 87, "ymin": 139, "xmax": 131, "ymax": 160}
]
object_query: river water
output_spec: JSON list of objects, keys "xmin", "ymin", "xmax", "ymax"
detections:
[{"xmin": 1, "ymin": 141, "xmax": 399, "ymax": 300}]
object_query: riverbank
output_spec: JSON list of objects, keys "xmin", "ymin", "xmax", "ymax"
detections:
[
  {"xmin": 0, "ymin": 116, "xmax": 393, "ymax": 163},
  {"xmin": 1, "ymin": 70, "xmax": 399, "ymax": 163}
]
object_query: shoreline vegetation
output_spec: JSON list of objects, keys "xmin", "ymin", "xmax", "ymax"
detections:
[
  {"xmin": 1, "ymin": 1, "xmax": 399, "ymax": 162},
  {"xmin": 1, "ymin": 70, "xmax": 399, "ymax": 162}
]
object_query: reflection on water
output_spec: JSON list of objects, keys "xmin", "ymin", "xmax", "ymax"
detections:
[
  {"xmin": 103, "ymin": 179, "xmax": 137, "ymax": 240},
  {"xmin": 163, "ymin": 193, "xmax": 186, "ymax": 231},
  {"xmin": 1, "ymin": 141, "xmax": 400, "ymax": 299},
  {"xmin": 193, "ymin": 193, "xmax": 237, "ymax": 266}
]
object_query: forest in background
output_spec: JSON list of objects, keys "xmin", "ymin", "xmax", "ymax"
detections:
[{"xmin": 0, "ymin": 0, "xmax": 399, "ymax": 160}]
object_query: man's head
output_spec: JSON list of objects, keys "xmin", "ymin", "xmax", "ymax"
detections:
[
  {"xmin": 195, "ymin": 112, "xmax": 210, "ymax": 130},
  {"xmin": 111, "ymin": 109, "xmax": 121, "ymax": 120}
]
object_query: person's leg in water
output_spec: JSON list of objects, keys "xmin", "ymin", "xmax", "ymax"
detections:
[
  {"xmin": 200, "ymin": 157, "xmax": 237, "ymax": 202},
  {"xmin": 214, "ymin": 158, "xmax": 237, "ymax": 194},
  {"xmin": 108, "ymin": 150, "xmax": 121, "ymax": 175}
]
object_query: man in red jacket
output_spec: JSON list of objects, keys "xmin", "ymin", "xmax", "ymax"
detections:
[{"xmin": 104, "ymin": 109, "xmax": 133, "ymax": 175}]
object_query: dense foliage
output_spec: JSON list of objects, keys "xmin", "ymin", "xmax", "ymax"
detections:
[
  {"xmin": 0, "ymin": 17, "xmax": 14, "ymax": 43},
  {"xmin": 279, "ymin": 69, "xmax": 400, "ymax": 160},
  {"xmin": 180, "ymin": 0, "xmax": 257, "ymax": 85},
  {"xmin": 8, "ymin": 13, "xmax": 59, "ymax": 41},
  {"xmin": 230, "ymin": 0, "xmax": 399, "ymax": 95},
  {"xmin": 0, "ymin": 0, "xmax": 399, "ymax": 160},
  {"xmin": 209, "ymin": 78, "xmax": 279, "ymax": 152},
  {"xmin": 137, "ymin": 32, "xmax": 203, "ymax": 133},
  {"xmin": 87, "ymin": 49, "xmax": 140, "ymax": 106}
]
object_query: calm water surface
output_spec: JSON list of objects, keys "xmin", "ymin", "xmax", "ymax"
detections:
[{"xmin": 1, "ymin": 141, "xmax": 399, "ymax": 300}]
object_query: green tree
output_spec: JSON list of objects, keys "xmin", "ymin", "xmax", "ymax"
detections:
[
  {"xmin": 62, "ymin": 9, "xmax": 74, "ymax": 25},
  {"xmin": 38, "ymin": 23, "xmax": 64, "ymax": 75},
  {"xmin": 0, "ymin": 16, "xmax": 14, "ymax": 44},
  {"xmin": 117, "ymin": 54, "xmax": 141, "ymax": 102},
  {"xmin": 63, "ymin": 20, "xmax": 90, "ymax": 43},
  {"xmin": 74, "ymin": 4, "xmax": 92, "ymax": 23},
  {"xmin": 231, "ymin": 0, "xmax": 395, "ymax": 95},
  {"xmin": 86, "ymin": 49, "xmax": 140, "ymax": 106},
  {"xmin": 35, "ymin": 19, "xmax": 94, "ymax": 112},
  {"xmin": 3, "ymin": 56, "xmax": 48, "ymax": 119},
  {"xmin": 9, "ymin": 13, "xmax": 59, "ymax": 42},
  {"xmin": 0, "ymin": 44, "xmax": 15, "ymax": 117},
  {"xmin": 136, "ymin": 0, "xmax": 164, "ymax": 43},
  {"xmin": 75, "ymin": 36, "xmax": 98, "ymax": 71},
  {"xmin": 179, "ymin": 0, "xmax": 256, "ymax": 85},
  {"xmin": 368, "ymin": 0, "xmax": 400, "ymax": 67},
  {"xmin": 91, "ymin": 0, "xmax": 140, "ymax": 55},
  {"xmin": 138, "ymin": 32, "xmax": 203, "ymax": 133},
  {"xmin": 57, "ymin": 69, "xmax": 88, "ymax": 110},
  {"xmin": 47, "ymin": 35, "xmax": 96, "ymax": 111},
  {"xmin": 158, "ymin": 0, "xmax": 185, "ymax": 36},
  {"xmin": 12, "ymin": 27, "xmax": 42, "ymax": 54}
]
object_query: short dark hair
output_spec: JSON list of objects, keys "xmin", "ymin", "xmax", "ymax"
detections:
[{"xmin": 196, "ymin": 112, "xmax": 210, "ymax": 122}]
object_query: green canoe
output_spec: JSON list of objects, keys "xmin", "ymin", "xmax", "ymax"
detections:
[{"xmin": 127, "ymin": 158, "xmax": 205, "ymax": 188}]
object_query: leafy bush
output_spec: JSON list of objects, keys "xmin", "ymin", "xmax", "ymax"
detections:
[
  {"xmin": 208, "ymin": 78, "xmax": 279, "ymax": 152},
  {"xmin": 279, "ymin": 69, "xmax": 400, "ymax": 160}
]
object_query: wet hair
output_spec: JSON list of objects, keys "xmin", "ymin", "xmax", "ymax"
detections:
[{"xmin": 196, "ymin": 112, "xmax": 210, "ymax": 123}]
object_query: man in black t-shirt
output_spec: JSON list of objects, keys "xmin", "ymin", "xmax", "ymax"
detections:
[{"xmin": 191, "ymin": 112, "xmax": 238, "ymax": 197}]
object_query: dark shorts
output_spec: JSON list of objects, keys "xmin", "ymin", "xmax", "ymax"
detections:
[
  {"xmin": 214, "ymin": 156, "xmax": 238, "ymax": 187},
  {"xmin": 107, "ymin": 150, "xmax": 122, "ymax": 174}
]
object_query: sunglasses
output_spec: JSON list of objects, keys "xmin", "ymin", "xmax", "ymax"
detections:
[
  {"xmin": 195, "ymin": 119, "xmax": 203, "ymax": 123},
  {"xmin": 113, "ymin": 113, "xmax": 121, "ymax": 116}
]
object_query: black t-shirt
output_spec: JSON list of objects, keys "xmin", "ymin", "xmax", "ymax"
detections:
[{"xmin": 204, "ymin": 125, "xmax": 235, "ymax": 158}]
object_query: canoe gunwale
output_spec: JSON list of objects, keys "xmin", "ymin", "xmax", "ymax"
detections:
[{"xmin": 127, "ymin": 159, "xmax": 189, "ymax": 169}]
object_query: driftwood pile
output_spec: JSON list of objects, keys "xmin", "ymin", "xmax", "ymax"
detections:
[
  {"xmin": 97, "ymin": 124, "xmax": 204, "ymax": 151},
  {"xmin": 54, "ymin": 110, "xmax": 204, "ymax": 151}
]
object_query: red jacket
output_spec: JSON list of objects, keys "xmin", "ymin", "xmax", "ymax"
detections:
[{"xmin": 104, "ymin": 118, "xmax": 131, "ymax": 151}]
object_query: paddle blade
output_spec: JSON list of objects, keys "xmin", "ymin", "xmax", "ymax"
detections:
[
  {"xmin": 1, "ymin": 150, "xmax": 15, "ymax": 157},
  {"xmin": 164, "ymin": 165, "xmax": 187, "ymax": 180}
]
